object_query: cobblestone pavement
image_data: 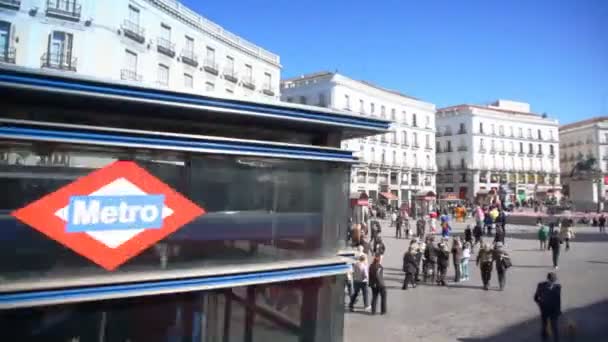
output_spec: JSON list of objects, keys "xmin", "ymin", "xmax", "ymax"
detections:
[{"xmin": 344, "ymin": 220, "xmax": 608, "ymax": 342}]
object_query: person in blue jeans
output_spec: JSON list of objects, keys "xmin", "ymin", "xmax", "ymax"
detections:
[{"xmin": 349, "ymin": 255, "xmax": 370, "ymax": 312}]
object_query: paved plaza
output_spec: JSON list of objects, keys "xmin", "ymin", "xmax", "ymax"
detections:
[{"xmin": 344, "ymin": 221, "xmax": 608, "ymax": 342}]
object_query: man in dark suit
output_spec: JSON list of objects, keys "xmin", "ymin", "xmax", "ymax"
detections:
[{"xmin": 534, "ymin": 272, "xmax": 561, "ymax": 341}]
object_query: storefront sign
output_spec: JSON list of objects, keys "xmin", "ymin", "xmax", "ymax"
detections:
[{"xmin": 12, "ymin": 161, "xmax": 205, "ymax": 271}]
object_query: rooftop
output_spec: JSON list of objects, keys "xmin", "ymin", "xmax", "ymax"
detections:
[
  {"xmin": 281, "ymin": 71, "xmax": 419, "ymax": 100},
  {"xmin": 560, "ymin": 116, "xmax": 608, "ymax": 131},
  {"xmin": 148, "ymin": 0, "xmax": 280, "ymax": 65},
  {"xmin": 437, "ymin": 104, "xmax": 542, "ymax": 117}
]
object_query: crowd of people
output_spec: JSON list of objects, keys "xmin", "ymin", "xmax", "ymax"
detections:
[
  {"xmin": 347, "ymin": 205, "xmax": 571, "ymax": 341},
  {"xmin": 347, "ymin": 205, "xmax": 516, "ymax": 314}
]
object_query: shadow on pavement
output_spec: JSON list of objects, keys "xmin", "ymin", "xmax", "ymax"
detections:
[
  {"xmin": 505, "ymin": 231, "xmax": 608, "ymax": 243},
  {"xmin": 587, "ymin": 260, "xmax": 608, "ymax": 265},
  {"xmin": 457, "ymin": 299, "xmax": 608, "ymax": 342},
  {"xmin": 511, "ymin": 264, "xmax": 552, "ymax": 269}
]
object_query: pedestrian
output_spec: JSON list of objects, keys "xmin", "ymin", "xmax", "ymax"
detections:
[
  {"xmin": 534, "ymin": 272, "xmax": 562, "ymax": 342},
  {"xmin": 492, "ymin": 242, "xmax": 510, "ymax": 291},
  {"xmin": 416, "ymin": 216, "xmax": 426, "ymax": 239},
  {"xmin": 437, "ymin": 241, "xmax": 450, "ymax": 286},
  {"xmin": 414, "ymin": 238, "xmax": 424, "ymax": 282},
  {"xmin": 349, "ymin": 255, "xmax": 370, "ymax": 312},
  {"xmin": 373, "ymin": 236, "xmax": 386, "ymax": 258},
  {"xmin": 370, "ymin": 219, "xmax": 381, "ymax": 247},
  {"xmin": 474, "ymin": 205, "xmax": 485, "ymax": 227},
  {"xmin": 494, "ymin": 225, "xmax": 505, "ymax": 246},
  {"xmin": 464, "ymin": 224, "xmax": 473, "ymax": 248},
  {"xmin": 538, "ymin": 220, "xmax": 549, "ymax": 250},
  {"xmin": 461, "ymin": 241, "xmax": 471, "ymax": 281},
  {"xmin": 369, "ymin": 255, "xmax": 387, "ymax": 315},
  {"xmin": 599, "ymin": 214, "xmax": 606, "ymax": 233},
  {"xmin": 441, "ymin": 220, "xmax": 451, "ymax": 239},
  {"xmin": 345, "ymin": 262, "xmax": 354, "ymax": 297},
  {"xmin": 451, "ymin": 238, "xmax": 463, "ymax": 282},
  {"xmin": 430, "ymin": 213, "xmax": 438, "ymax": 234},
  {"xmin": 560, "ymin": 217, "xmax": 575, "ymax": 251},
  {"xmin": 402, "ymin": 246, "xmax": 418, "ymax": 290},
  {"xmin": 548, "ymin": 222, "xmax": 556, "ymax": 236},
  {"xmin": 547, "ymin": 230, "xmax": 562, "ymax": 270},
  {"xmin": 476, "ymin": 242, "xmax": 493, "ymax": 291},
  {"xmin": 395, "ymin": 214, "xmax": 403, "ymax": 239},
  {"xmin": 423, "ymin": 236, "xmax": 438, "ymax": 284},
  {"xmin": 484, "ymin": 213, "xmax": 493, "ymax": 236},
  {"xmin": 473, "ymin": 223, "xmax": 483, "ymax": 252},
  {"xmin": 403, "ymin": 212, "xmax": 411, "ymax": 239}
]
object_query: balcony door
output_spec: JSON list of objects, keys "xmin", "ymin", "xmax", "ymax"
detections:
[
  {"xmin": 0, "ymin": 21, "xmax": 9, "ymax": 58},
  {"xmin": 128, "ymin": 5, "xmax": 140, "ymax": 26},
  {"xmin": 47, "ymin": 31, "xmax": 73, "ymax": 65}
]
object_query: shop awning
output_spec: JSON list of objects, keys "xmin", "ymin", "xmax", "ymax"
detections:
[{"xmin": 380, "ymin": 192, "xmax": 399, "ymax": 200}]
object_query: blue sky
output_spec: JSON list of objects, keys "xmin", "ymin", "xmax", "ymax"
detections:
[{"xmin": 183, "ymin": 0, "xmax": 608, "ymax": 124}]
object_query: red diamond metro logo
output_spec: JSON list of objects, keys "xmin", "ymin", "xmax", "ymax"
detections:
[{"xmin": 12, "ymin": 161, "xmax": 205, "ymax": 271}]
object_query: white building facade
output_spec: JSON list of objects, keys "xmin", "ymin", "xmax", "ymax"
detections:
[
  {"xmin": 281, "ymin": 72, "xmax": 437, "ymax": 209},
  {"xmin": 560, "ymin": 117, "xmax": 608, "ymax": 205},
  {"xmin": 0, "ymin": 0, "xmax": 281, "ymax": 101},
  {"xmin": 436, "ymin": 100, "xmax": 561, "ymax": 204}
]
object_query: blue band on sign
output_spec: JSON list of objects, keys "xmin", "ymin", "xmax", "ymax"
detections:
[{"xmin": 66, "ymin": 195, "xmax": 165, "ymax": 232}]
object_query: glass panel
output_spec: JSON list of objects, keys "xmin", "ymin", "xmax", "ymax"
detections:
[
  {"xmin": 185, "ymin": 36, "xmax": 194, "ymax": 52},
  {"xmin": 0, "ymin": 277, "xmax": 340, "ymax": 342},
  {"xmin": 226, "ymin": 56, "xmax": 234, "ymax": 72},
  {"xmin": 161, "ymin": 24, "xmax": 171, "ymax": 41},
  {"xmin": 0, "ymin": 21, "xmax": 9, "ymax": 52},
  {"xmin": 0, "ymin": 142, "xmax": 348, "ymax": 285},
  {"xmin": 158, "ymin": 64, "xmax": 169, "ymax": 85},
  {"xmin": 206, "ymin": 47, "xmax": 215, "ymax": 63},
  {"xmin": 125, "ymin": 50, "xmax": 137, "ymax": 71},
  {"xmin": 129, "ymin": 5, "xmax": 140, "ymax": 25}
]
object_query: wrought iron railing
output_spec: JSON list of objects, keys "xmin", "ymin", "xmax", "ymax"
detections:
[
  {"xmin": 120, "ymin": 69, "xmax": 142, "ymax": 82},
  {"xmin": 157, "ymin": 37, "xmax": 175, "ymax": 57},
  {"xmin": 180, "ymin": 49, "xmax": 198, "ymax": 67},
  {"xmin": 122, "ymin": 20, "xmax": 145, "ymax": 43},
  {"xmin": 40, "ymin": 52, "xmax": 77, "ymax": 71},
  {"xmin": 46, "ymin": 0, "xmax": 81, "ymax": 20},
  {"xmin": 0, "ymin": 0, "xmax": 20, "ymax": 10},
  {"xmin": 242, "ymin": 75, "xmax": 255, "ymax": 90},
  {"xmin": 0, "ymin": 47, "xmax": 16, "ymax": 64}
]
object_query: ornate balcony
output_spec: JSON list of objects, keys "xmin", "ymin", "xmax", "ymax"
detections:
[
  {"xmin": 203, "ymin": 59, "xmax": 219, "ymax": 75},
  {"xmin": 157, "ymin": 37, "xmax": 175, "ymax": 58},
  {"xmin": 180, "ymin": 49, "xmax": 198, "ymax": 67},
  {"xmin": 46, "ymin": 0, "xmax": 81, "ymax": 21},
  {"xmin": 223, "ymin": 68, "xmax": 238, "ymax": 83},
  {"xmin": 0, "ymin": 47, "xmax": 16, "ymax": 64},
  {"xmin": 242, "ymin": 76, "xmax": 255, "ymax": 90},
  {"xmin": 120, "ymin": 69, "xmax": 142, "ymax": 82},
  {"xmin": 262, "ymin": 84, "xmax": 275, "ymax": 96},
  {"xmin": 122, "ymin": 20, "xmax": 145, "ymax": 44},
  {"xmin": 0, "ymin": 0, "xmax": 20, "ymax": 10},
  {"xmin": 40, "ymin": 52, "xmax": 77, "ymax": 71}
]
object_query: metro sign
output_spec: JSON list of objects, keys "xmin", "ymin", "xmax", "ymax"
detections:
[{"xmin": 12, "ymin": 161, "xmax": 205, "ymax": 271}]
